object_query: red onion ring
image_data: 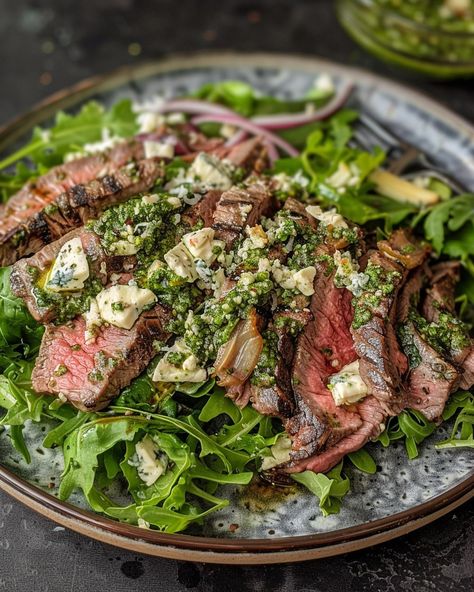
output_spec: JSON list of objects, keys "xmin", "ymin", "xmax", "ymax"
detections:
[{"xmin": 251, "ymin": 83, "xmax": 354, "ymax": 130}]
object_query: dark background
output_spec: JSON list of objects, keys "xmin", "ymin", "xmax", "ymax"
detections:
[{"xmin": 0, "ymin": 1, "xmax": 473, "ymax": 590}]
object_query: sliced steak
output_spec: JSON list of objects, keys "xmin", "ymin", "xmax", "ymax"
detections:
[
  {"xmin": 31, "ymin": 305, "xmax": 171, "ymax": 411},
  {"xmin": 286, "ymin": 395, "xmax": 385, "ymax": 474},
  {"xmin": 287, "ymin": 261, "xmax": 363, "ymax": 462},
  {"xmin": 351, "ymin": 250, "xmax": 410, "ymax": 415},
  {"xmin": 422, "ymin": 261, "xmax": 460, "ymax": 322},
  {"xmin": 0, "ymin": 141, "xmax": 148, "ymax": 265},
  {"xmin": 10, "ymin": 227, "xmax": 111, "ymax": 324},
  {"xmin": 212, "ymin": 182, "xmax": 275, "ymax": 248},
  {"xmin": 460, "ymin": 346, "xmax": 474, "ymax": 390},
  {"xmin": 2, "ymin": 158, "xmax": 164, "ymax": 266},
  {"xmin": 181, "ymin": 190, "xmax": 223, "ymax": 228},
  {"xmin": 403, "ymin": 322, "xmax": 458, "ymax": 421},
  {"xmin": 250, "ymin": 310, "xmax": 312, "ymax": 421}
]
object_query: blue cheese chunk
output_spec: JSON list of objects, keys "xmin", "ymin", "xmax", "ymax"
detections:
[
  {"xmin": 144, "ymin": 140, "xmax": 174, "ymax": 159},
  {"xmin": 182, "ymin": 228, "xmax": 223, "ymax": 265},
  {"xmin": 164, "ymin": 242, "xmax": 198, "ymax": 282},
  {"xmin": 134, "ymin": 436, "xmax": 168, "ymax": 487},
  {"xmin": 189, "ymin": 153, "xmax": 233, "ymax": 190},
  {"xmin": 46, "ymin": 237, "xmax": 90, "ymax": 292},
  {"xmin": 96, "ymin": 285, "xmax": 156, "ymax": 330},
  {"xmin": 328, "ymin": 360, "xmax": 368, "ymax": 406}
]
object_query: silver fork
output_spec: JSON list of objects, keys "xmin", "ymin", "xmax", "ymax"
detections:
[{"xmin": 353, "ymin": 113, "xmax": 466, "ymax": 194}]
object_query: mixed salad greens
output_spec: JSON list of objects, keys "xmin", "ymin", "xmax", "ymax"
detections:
[{"xmin": 0, "ymin": 80, "xmax": 473, "ymax": 532}]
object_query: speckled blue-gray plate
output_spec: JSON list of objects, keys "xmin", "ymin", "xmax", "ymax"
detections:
[{"xmin": 0, "ymin": 53, "xmax": 473, "ymax": 564}]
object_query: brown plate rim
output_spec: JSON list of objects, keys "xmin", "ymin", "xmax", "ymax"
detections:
[{"xmin": 0, "ymin": 52, "xmax": 473, "ymax": 562}]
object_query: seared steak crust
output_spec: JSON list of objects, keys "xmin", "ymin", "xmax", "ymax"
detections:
[{"xmin": 1, "ymin": 158, "xmax": 164, "ymax": 266}]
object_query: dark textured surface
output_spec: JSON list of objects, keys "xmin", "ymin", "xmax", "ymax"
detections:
[{"xmin": 0, "ymin": 1, "xmax": 473, "ymax": 590}]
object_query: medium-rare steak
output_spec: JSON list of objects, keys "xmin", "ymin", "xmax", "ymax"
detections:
[
  {"xmin": 401, "ymin": 322, "xmax": 458, "ymax": 421},
  {"xmin": 250, "ymin": 310, "xmax": 311, "ymax": 420},
  {"xmin": 287, "ymin": 259, "xmax": 363, "ymax": 462},
  {"xmin": 286, "ymin": 395, "xmax": 385, "ymax": 474},
  {"xmin": 351, "ymin": 250, "xmax": 409, "ymax": 415},
  {"xmin": 32, "ymin": 305, "xmax": 171, "ymax": 411},
  {"xmin": 1, "ymin": 158, "xmax": 164, "ymax": 266},
  {"xmin": 10, "ymin": 228, "xmax": 109, "ymax": 324}
]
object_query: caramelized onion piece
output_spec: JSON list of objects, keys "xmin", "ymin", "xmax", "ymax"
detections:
[{"xmin": 214, "ymin": 309, "xmax": 263, "ymax": 388}]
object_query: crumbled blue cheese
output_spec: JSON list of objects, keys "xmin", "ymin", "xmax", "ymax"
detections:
[
  {"xmin": 271, "ymin": 261, "xmax": 316, "ymax": 296},
  {"xmin": 95, "ymin": 285, "xmax": 156, "ymax": 330},
  {"xmin": 144, "ymin": 140, "xmax": 174, "ymax": 159},
  {"xmin": 133, "ymin": 436, "xmax": 168, "ymax": 487},
  {"xmin": 164, "ymin": 242, "xmax": 198, "ymax": 282},
  {"xmin": 260, "ymin": 435, "xmax": 292, "ymax": 471},
  {"xmin": 333, "ymin": 250, "xmax": 369, "ymax": 297},
  {"xmin": 189, "ymin": 153, "xmax": 233, "ymax": 190},
  {"xmin": 328, "ymin": 360, "xmax": 368, "ymax": 406},
  {"xmin": 306, "ymin": 205, "xmax": 348, "ymax": 228},
  {"xmin": 182, "ymin": 228, "xmax": 222, "ymax": 265},
  {"xmin": 293, "ymin": 266, "xmax": 316, "ymax": 296},
  {"xmin": 46, "ymin": 237, "xmax": 90, "ymax": 292},
  {"xmin": 153, "ymin": 339, "xmax": 207, "ymax": 383}
]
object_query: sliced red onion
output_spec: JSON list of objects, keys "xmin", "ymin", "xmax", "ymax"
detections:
[
  {"xmin": 252, "ymin": 83, "xmax": 354, "ymax": 130},
  {"xmin": 224, "ymin": 129, "xmax": 247, "ymax": 147},
  {"xmin": 191, "ymin": 114, "xmax": 299, "ymax": 158}
]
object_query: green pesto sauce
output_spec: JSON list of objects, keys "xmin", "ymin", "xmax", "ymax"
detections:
[
  {"xmin": 251, "ymin": 331, "xmax": 279, "ymax": 387},
  {"xmin": 185, "ymin": 272, "xmax": 274, "ymax": 361},
  {"xmin": 397, "ymin": 324, "xmax": 422, "ymax": 368},
  {"xmin": 90, "ymin": 194, "xmax": 182, "ymax": 257},
  {"xmin": 352, "ymin": 262, "xmax": 401, "ymax": 329},
  {"xmin": 410, "ymin": 309, "xmax": 470, "ymax": 356},
  {"xmin": 361, "ymin": 0, "xmax": 474, "ymax": 65},
  {"xmin": 274, "ymin": 314, "xmax": 305, "ymax": 336},
  {"xmin": 33, "ymin": 277, "xmax": 103, "ymax": 325},
  {"xmin": 147, "ymin": 266, "xmax": 202, "ymax": 335}
]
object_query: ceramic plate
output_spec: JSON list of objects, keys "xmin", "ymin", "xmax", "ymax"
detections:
[{"xmin": 0, "ymin": 53, "xmax": 473, "ymax": 564}]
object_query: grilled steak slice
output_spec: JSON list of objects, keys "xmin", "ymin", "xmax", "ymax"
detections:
[
  {"xmin": 286, "ymin": 395, "xmax": 385, "ymax": 474},
  {"xmin": 0, "ymin": 141, "xmax": 148, "ymax": 265},
  {"xmin": 419, "ymin": 260, "xmax": 473, "ymax": 388},
  {"xmin": 181, "ymin": 190, "xmax": 223, "ymax": 228},
  {"xmin": 10, "ymin": 228, "xmax": 112, "ymax": 324},
  {"xmin": 288, "ymin": 261, "xmax": 362, "ymax": 462},
  {"xmin": 422, "ymin": 261, "xmax": 460, "ymax": 322},
  {"xmin": 223, "ymin": 137, "xmax": 269, "ymax": 173},
  {"xmin": 31, "ymin": 305, "xmax": 171, "ymax": 411},
  {"xmin": 2, "ymin": 158, "xmax": 164, "ymax": 266},
  {"xmin": 396, "ymin": 269, "xmax": 459, "ymax": 420},
  {"xmin": 212, "ymin": 182, "xmax": 275, "ymax": 248},
  {"xmin": 460, "ymin": 347, "xmax": 474, "ymax": 389},
  {"xmin": 351, "ymin": 250, "xmax": 409, "ymax": 415},
  {"xmin": 377, "ymin": 228, "xmax": 429, "ymax": 270},
  {"xmin": 250, "ymin": 310, "xmax": 311, "ymax": 420},
  {"xmin": 403, "ymin": 322, "xmax": 458, "ymax": 421}
]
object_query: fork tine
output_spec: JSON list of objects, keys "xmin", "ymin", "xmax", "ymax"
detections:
[{"xmin": 358, "ymin": 113, "xmax": 408, "ymax": 151}]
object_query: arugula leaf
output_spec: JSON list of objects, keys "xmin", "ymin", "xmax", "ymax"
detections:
[
  {"xmin": 193, "ymin": 80, "xmax": 333, "ymax": 118},
  {"xmin": 291, "ymin": 462, "xmax": 350, "ymax": 516},
  {"xmin": 0, "ymin": 267, "xmax": 44, "ymax": 363},
  {"xmin": 376, "ymin": 409, "xmax": 437, "ymax": 459},
  {"xmin": 0, "ymin": 100, "xmax": 138, "ymax": 200},
  {"xmin": 436, "ymin": 391, "xmax": 474, "ymax": 449},
  {"xmin": 347, "ymin": 449, "xmax": 377, "ymax": 474},
  {"xmin": 421, "ymin": 194, "xmax": 474, "ymax": 255}
]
